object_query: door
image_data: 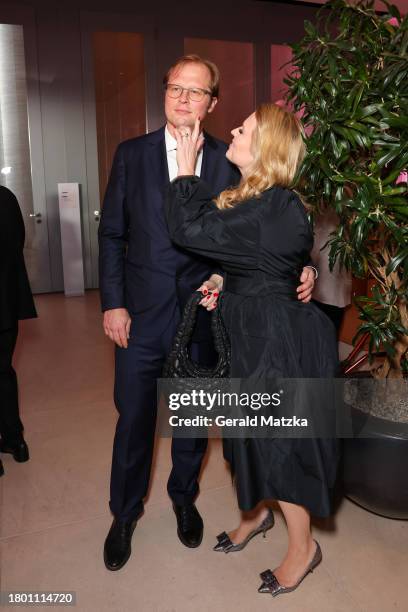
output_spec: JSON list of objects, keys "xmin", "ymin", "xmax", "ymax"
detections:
[{"xmin": 80, "ymin": 11, "xmax": 157, "ymax": 288}]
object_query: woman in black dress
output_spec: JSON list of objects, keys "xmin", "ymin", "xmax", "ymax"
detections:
[{"xmin": 165, "ymin": 104, "xmax": 338, "ymax": 597}]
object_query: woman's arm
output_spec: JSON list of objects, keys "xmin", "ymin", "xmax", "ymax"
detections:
[{"xmin": 165, "ymin": 176, "xmax": 258, "ymax": 268}]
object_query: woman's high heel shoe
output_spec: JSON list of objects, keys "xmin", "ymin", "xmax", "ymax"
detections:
[
  {"xmin": 213, "ymin": 508, "xmax": 274, "ymax": 553},
  {"xmin": 257, "ymin": 540, "xmax": 322, "ymax": 597}
]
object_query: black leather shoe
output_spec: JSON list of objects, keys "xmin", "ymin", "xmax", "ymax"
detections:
[
  {"xmin": 0, "ymin": 437, "xmax": 29, "ymax": 463},
  {"xmin": 103, "ymin": 518, "xmax": 138, "ymax": 571},
  {"xmin": 173, "ymin": 503, "xmax": 203, "ymax": 548},
  {"xmin": 0, "ymin": 460, "xmax": 4, "ymax": 477}
]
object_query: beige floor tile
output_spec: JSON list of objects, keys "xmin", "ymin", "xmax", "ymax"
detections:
[
  {"xmin": 1, "ymin": 292, "xmax": 407, "ymax": 612},
  {"xmin": 0, "ymin": 410, "xmax": 229, "ymax": 539},
  {"xmin": 313, "ymin": 499, "xmax": 408, "ymax": 612},
  {"xmin": 0, "ymin": 401, "xmax": 113, "ymax": 538},
  {"xmin": 1, "ymin": 494, "xmax": 362, "ymax": 612}
]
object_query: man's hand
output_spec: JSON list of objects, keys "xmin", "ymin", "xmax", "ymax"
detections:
[
  {"xmin": 297, "ymin": 267, "xmax": 316, "ymax": 303},
  {"xmin": 197, "ymin": 273, "xmax": 223, "ymax": 311},
  {"xmin": 103, "ymin": 308, "xmax": 131, "ymax": 348}
]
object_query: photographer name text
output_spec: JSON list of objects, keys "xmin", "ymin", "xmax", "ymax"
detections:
[{"xmin": 169, "ymin": 415, "xmax": 308, "ymax": 428}]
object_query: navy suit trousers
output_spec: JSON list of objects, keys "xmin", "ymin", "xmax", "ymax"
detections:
[{"xmin": 110, "ymin": 317, "xmax": 214, "ymax": 522}]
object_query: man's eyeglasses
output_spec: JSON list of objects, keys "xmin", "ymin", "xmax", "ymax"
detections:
[{"xmin": 165, "ymin": 83, "xmax": 212, "ymax": 102}]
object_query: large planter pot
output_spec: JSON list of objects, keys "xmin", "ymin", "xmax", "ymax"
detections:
[{"xmin": 342, "ymin": 378, "xmax": 408, "ymax": 520}]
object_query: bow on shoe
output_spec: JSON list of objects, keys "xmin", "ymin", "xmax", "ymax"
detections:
[
  {"xmin": 258, "ymin": 569, "xmax": 282, "ymax": 595},
  {"xmin": 214, "ymin": 531, "xmax": 234, "ymax": 552}
]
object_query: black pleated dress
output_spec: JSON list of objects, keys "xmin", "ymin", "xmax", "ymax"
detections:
[{"xmin": 166, "ymin": 176, "xmax": 339, "ymax": 518}]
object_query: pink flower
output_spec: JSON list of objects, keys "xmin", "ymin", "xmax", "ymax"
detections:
[
  {"xmin": 387, "ymin": 17, "xmax": 399, "ymax": 26},
  {"xmin": 396, "ymin": 171, "xmax": 408, "ymax": 184}
]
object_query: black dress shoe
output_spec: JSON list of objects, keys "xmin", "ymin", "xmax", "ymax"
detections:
[
  {"xmin": 103, "ymin": 518, "xmax": 138, "ymax": 571},
  {"xmin": 173, "ymin": 503, "xmax": 203, "ymax": 548},
  {"xmin": 0, "ymin": 460, "xmax": 4, "ymax": 477},
  {"xmin": 0, "ymin": 437, "xmax": 29, "ymax": 463}
]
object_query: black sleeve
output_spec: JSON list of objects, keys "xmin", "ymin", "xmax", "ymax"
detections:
[{"xmin": 165, "ymin": 176, "xmax": 258, "ymax": 269}]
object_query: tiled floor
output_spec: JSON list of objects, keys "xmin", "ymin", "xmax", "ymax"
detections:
[{"xmin": 1, "ymin": 291, "xmax": 407, "ymax": 611}]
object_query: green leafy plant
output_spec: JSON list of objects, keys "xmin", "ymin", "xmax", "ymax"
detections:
[{"xmin": 286, "ymin": 0, "xmax": 408, "ymax": 378}]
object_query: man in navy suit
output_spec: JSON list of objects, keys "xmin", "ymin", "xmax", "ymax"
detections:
[{"xmin": 99, "ymin": 55, "xmax": 316, "ymax": 571}]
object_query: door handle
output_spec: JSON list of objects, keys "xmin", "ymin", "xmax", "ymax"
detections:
[
  {"xmin": 29, "ymin": 212, "xmax": 42, "ymax": 223},
  {"xmin": 94, "ymin": 210, "xmax": 101, "ymax": 221}
]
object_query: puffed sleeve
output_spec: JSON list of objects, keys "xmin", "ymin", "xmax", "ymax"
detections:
[{"xmin": 165, "ymin": 176, "xmax": 258, "ymax": 269}]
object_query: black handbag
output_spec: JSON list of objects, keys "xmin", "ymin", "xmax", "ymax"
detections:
[{"xmin": 163, "ymin": 290, "xmax": 230, "ymax": 380}]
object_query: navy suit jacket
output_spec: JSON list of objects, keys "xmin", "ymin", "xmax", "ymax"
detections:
[{"xmin": 98, "ymin": 126, "xmax": 239, "ymax": 337}]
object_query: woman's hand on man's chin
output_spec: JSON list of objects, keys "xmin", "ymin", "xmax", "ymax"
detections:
[{"xmin": 175, "ymin": 117, "xmax": 204, "ymax": 177}]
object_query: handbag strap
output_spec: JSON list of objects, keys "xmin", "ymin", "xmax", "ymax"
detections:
[
  {"xmin": 173, "ymin": 291, "xmax": 203, "ymax": 350},
  {"xmin": 211, "ymin": 296, "xmax": 229, "ymax": 354},
  {"xmin": 175, "ymin": 290, "xmax": 228, "ymax": 352}
]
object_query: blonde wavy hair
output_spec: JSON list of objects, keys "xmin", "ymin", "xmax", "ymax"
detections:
[{"xmin": 215, "ymin": 103, "xmax": 306, "ymax": 210}]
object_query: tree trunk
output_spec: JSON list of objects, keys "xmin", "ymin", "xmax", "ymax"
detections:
[{"xmin": 376, "ymin": 300, "xmax": 408, "ymax": 379}]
